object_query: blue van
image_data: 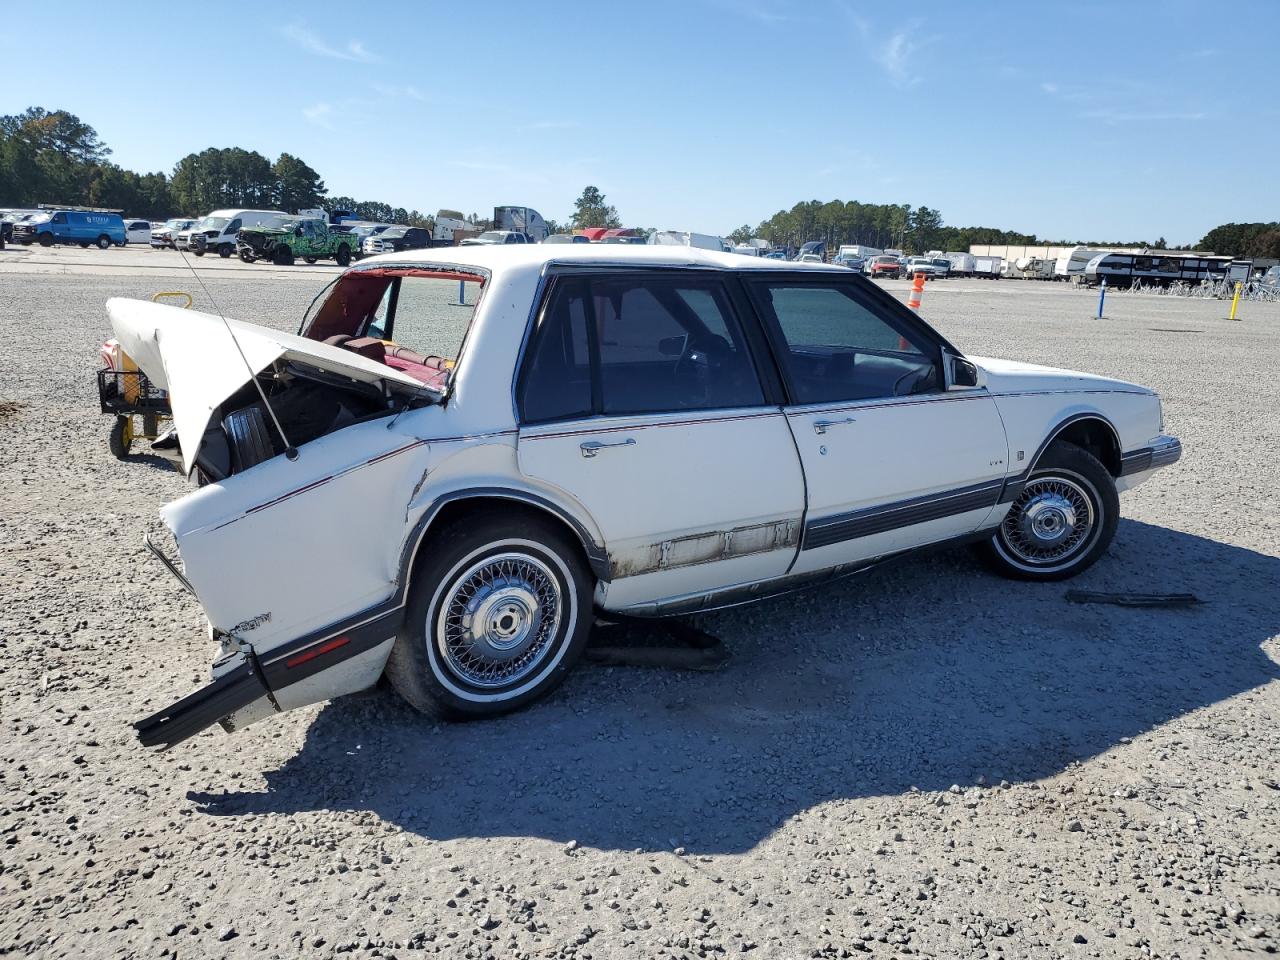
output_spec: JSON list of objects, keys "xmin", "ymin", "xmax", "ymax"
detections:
[{"xmin": 13, "ymin": 209, "xmax": 126, "ymax": 248}]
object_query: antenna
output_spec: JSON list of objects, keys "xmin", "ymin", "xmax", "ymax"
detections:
[{"xmin": 175, "ymin": 244, "xmax": 298, "ymax": 461}]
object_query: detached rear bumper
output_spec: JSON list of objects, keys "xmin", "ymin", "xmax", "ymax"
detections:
[{"xmin": 135, "ymin": 654, "xmax": 275, "ymax": 749}]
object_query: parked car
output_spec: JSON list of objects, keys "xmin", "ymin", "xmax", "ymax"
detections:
[
  {"xmin": 190, "ymin": 208, "xmax": 289, "ymax": 258},
  {"xmin": 151, "ymin": 218, "xmax": 195, "ymax": 249},
  {"xmin": 110, "ymin": 245, "xmax": 1180, "ymax": 748},
  {"xmin": 124, "ymin": 220, "xmax": 152, "ymax": 245},
  {"xmin": 797, "ymin": 253, "xmax": 823, "ymax": 263},
  {"xmin": 867, "ymin": 255, "xmax": 902, "ymax": 279},
  {"xmin": 832, "ymin": 254, "xmax": 865, "ymax": 272},
  {"xmin": 903, "ymin": 256, "xmax": 949, "ymax": 279},
  {"xmin": 543, "ymin": 234, "xmax": 589, "ymax": 244},
  {"xmin": 459, "ymin": 230, "xmax": 529, "ymax": 246},
  {"xmin": 236, "ymin": 217, "xmax": 357, "ymax": 265},
  {"xmin": 13, "ymin": 209, "xmax": 125, "ymax": 248},
  {"xmin": 362, "ymin": 226, "xmax": 431, "ymax": 256}
]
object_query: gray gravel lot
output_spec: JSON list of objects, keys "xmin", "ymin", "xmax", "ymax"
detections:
[{"xmin": 1, "ymin": 246, "xmax": 1278, "ymax": 959}]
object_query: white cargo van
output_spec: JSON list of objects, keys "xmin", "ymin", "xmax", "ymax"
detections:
[{"xmin": 190, "ymin": 208, "xmax": 289, "ymax": 258}]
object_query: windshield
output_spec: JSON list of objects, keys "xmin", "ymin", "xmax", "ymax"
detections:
[{"xmin": 198, "ymin": 216, "xmax": 229, "ymax": 231}]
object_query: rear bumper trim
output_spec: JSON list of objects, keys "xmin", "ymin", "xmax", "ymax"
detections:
[{"xmin": 134, "ymin": 655, "xmax": 274, "ymax": 749}]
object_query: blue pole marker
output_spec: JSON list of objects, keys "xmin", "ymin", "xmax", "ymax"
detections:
[
  {"xmin": 1097, "ymin": 277, "xmax": 1107, "ymax": 319},
  {"xmin": 458, "ymin": 280, "xmax": 466, "ymax": 306}
]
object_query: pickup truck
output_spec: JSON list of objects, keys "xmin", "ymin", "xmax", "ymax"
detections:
[{"xmin": 237, "ymin": 217, "xmax": 356, "ymax": 266}]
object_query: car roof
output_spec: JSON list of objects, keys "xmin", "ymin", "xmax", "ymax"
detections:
[{"xmin": 354, "ymin": 243, "xmax": 845, "ymax": 276}]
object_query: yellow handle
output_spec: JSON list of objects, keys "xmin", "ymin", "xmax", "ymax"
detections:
[{"xmin": 151, "ymin": 291, "xmax": 193, "ymax": 309}]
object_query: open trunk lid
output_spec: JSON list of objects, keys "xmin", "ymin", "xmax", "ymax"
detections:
[{"xmin": 106, "ymin": 297, "xmax": 426, "ymax": 474}]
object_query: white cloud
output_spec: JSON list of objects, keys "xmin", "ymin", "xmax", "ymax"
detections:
[
  {"xmin": 370, "ymin": 82, "xmax": 426, "ymax": 101},
  {"xmin": 282, "ymin": 25, "xmax": 379, "ymax": 63},
  {"xmin": 1041, "ymin": 81, "xmax": 1060, "ymax": 94},
  {"xmin": 839, "ymin": 6, "xmax": 926, "ymax": 88},
  {"xmin": 302, "ymin": 102, "xmax": 335, "ymax": 129},
  {"xmin": 1082, "ymin": 109, "xmax": 1205, "ymax": 124}
]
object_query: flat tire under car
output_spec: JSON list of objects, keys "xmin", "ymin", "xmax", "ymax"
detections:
[{"xmin": 385, "ymin": 512, "xmax": 593, "ymax": 720}]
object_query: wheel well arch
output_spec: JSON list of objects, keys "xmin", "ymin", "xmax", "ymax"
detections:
[
  {"xmin": 1037, "ymin": 414, "xmax": 1122, "ymax": 476},
  {"xmin": 400, "ymin": 490, "xmax": 611, "ymax": 595}
]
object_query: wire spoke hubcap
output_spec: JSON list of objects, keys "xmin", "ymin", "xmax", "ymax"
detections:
[
  {"xmin": 1002, "ymin": 476, "xmax": 1095, "ymax": 565},
  {"xmin": 437, "ymin": 552, "xmax": 561, "ymax": 688}
]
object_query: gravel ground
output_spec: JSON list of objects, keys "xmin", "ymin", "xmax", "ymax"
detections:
[{"xmin": 1, "ymin": 247, "xmax": 1278, "ymax": 959}]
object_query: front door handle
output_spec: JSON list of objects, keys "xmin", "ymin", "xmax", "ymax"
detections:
[
  {"xmin": 580, "ymin": 437, "xmax": 636, "ymax": 458},
  {"xmin": 813, "ymin": 417, "xmax": 857, "ymax": 435}
]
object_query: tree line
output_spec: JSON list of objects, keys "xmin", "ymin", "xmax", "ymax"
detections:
[
  {"xmin": 0, "ymin": 107, "xmax": 430, "ymax": 227},
  {"xmin": 2, "ymin": 107, "xmax": 1272, "ymax": 256}
]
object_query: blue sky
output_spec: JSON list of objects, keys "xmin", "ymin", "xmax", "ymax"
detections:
[{"xmin": 5, "ymin": 1, "xmax": 1275, "ymax": 243}]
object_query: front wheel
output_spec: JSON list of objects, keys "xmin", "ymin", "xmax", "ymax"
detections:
[
  {"xmin": 97, "ymin": 235, "xmax": 111, "ymax": 249},
  {"xmin": 304, "ymin": 256, "xmax": 317, "ymax": 264},
  {"xmin": 272, "ymin": 245, "xmax": 294, "ymax": 266},
  {"xmin": 38, "ymin": 233, "xmax": 54, "ymax": 247},
  {"xmin": 385, "ymin": 513, "xmax": 592, "ymax": 720},
  {"xmin": 979, "ymin": 442, "xmax": 1118, "ymax": 581},
  {"xmin": 239, "ymin": 250, "xmax": 255, "ymax": 263}
]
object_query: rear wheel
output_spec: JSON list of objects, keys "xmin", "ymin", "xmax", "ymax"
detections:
[
  {"xmin": 979, "ymin": 442, "xmax": 1118, "ymax": 581},
  {"xmin": 335, "ymin": 244, "xmax": 352, "ymax": 267},
  {"xmin": 218, "ymin": 243, "xmax": 232, "ymax": 258},
  {"xmin": 96, "ymin": 235, "xmax": 111, "ymax": 249},
  {"xmin": 386, "ymin": 513, "xmax": 592, "ymax": 720},
  {"xmin": 108, "ymin": 416, "xmax": 133, "ymax": 459}
]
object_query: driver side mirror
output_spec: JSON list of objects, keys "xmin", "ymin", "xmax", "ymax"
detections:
[{"xmin": 950, "ymin": 356, "xmax": 980, "ymax": 389}]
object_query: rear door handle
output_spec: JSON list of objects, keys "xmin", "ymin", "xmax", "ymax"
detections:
[
  {"xmin": 813, "ymin": 417, "xmax": 857, "ymax": 435},
  {"xmin": 580, "ymin": 437, "xmax": 636, "ymax": 458}
]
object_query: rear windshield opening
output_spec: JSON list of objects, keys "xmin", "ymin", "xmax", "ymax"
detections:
[{"xmin": 302, "ymin": 269, "xmax": 485, "ymax": 386}]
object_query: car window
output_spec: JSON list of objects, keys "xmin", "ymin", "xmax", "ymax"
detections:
[
  {"xmin": 518, "ymin": 278, "xmax": 594, "ymax": 423},
  {"xmin": 227, "ymin": 219, "xmax": 242, "ymax": 234},
  {"xmin": 382, "ymin": 276, "xmax": 476, "ymax": 360},
  {"xmin": 521, "ymin": 274, "xmax": 765, "ymax": 421},
  {"xmin": 52, "ymin": 213, "xmax": 66, "ymax": 224},
  {"xmin": 750, "ymin": 281, "xmax": 939, "ymax": 404}
]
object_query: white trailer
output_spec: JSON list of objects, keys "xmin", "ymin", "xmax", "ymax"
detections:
[
  {"xmin": 974, "ymin": 255, "xmax": 1003, "ymax": 279},
  {"xmin": 433, "ymin": 215, "xmax": 469, "ymax": 244},
  {"xmin": 1054, "ymin": 246, "xmax": 1108, "ymax": 281},
  {"xmin": 649, "ymin": 230, "xmax": 727, "ymax": 251},
  {"xmin": 943, "ymin": 252, "xmax": 977, "ymax": 277}
]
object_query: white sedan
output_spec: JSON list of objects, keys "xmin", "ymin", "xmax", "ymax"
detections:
[{"xmin": 106, "ymin": 245, "xmax": 1181, "ymax": 747}]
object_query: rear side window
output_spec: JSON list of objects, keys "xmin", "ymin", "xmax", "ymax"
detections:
[
  {"xmin": 518, "ymin": 273, "xmax": 765, "ymax": 422},
  {"xmin": 518, "ymin": 278, "xmax": 593, "ymax": 423}
]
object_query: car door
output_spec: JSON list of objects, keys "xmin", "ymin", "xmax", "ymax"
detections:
[
  {"xmin": 744, "ymin": 275, "xmax": 1009, "ymax": 576},
  {"xmin": 517, "ymin": 270, "xmax": 805, "ymax": 613}
]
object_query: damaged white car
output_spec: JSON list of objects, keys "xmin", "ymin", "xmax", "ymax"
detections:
[{"xmin": 112, "ymin": 245, "xmax": 1182, "ymax": 748}]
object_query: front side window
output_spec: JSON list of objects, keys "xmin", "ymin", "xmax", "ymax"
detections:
[
  {"xmin": 52, "ymin": 213, "xmax": 66, "ymax": 224},
  {"xmin": 519, "ymin": 274, "xmax": 765, "ymax": 423},
  {"xmin": 749, "ymin": 281, "xmax": 940, "ymax": 404}
]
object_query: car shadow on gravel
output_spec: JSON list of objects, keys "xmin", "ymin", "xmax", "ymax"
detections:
[{"xmin": 191, "ymin": 519, "xmax": 1280, "ymax": 854}]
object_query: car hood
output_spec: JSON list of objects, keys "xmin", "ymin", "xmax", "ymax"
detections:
[
  {"xmin": 968, "ymin": 355, "xmax": 1152, "ymax": 395},
  {"xmin": 106, "ymin": 298, "xmax": 424, "ymax": 474}
]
